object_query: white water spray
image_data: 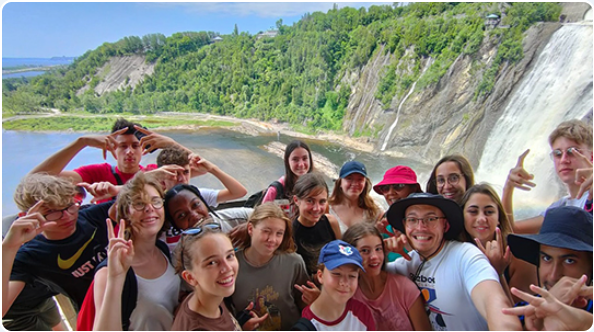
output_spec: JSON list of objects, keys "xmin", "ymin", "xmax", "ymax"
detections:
[
  {"xmin": 381, "ymin": 58, "xmax": 433, "ymax": 151},
  {"xmin": 475, "ymin": 24, "xmax": 593, "ymax": 212}
]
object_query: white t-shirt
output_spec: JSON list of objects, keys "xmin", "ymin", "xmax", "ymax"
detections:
[
  {"xmin": 540, "ymin": 191, "xmax": 591, "ymax": 216},
  {"xmin": 199, "ymin": 188, "xmax": 220, "ymax": 207},
  {"xmin": 386, "ymin": 241, "xmax": 499, "ymax": 331}
]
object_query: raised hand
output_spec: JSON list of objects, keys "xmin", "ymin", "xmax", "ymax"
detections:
[
  {"xmin": 240, "ymin": 301, "xmax": 270, "ymax": 331},
  {"xmin": 375, "ymin": 217, "xmax": 395, "ymax": 237},
  {"xmin": 502, "ymin": 276, "xmax": 592, "ymax": 331},
  {"xmin": 294, "ymin": 280, "xmax": 321, "ymax": 305},
  {"xmin": 3, "ymin": 200, "xmax": 57, "ymax": 248},
  {"xmin": 145, "ymin": 165, "xmax": 183, "ymax": 191},
  {"xmin": 383, "ymin": 233, "xmax": 411, "ymax": 260},
  {"xmin": 475, "ymin": 227, "xmax": 511, "ymax": 275},
  {"xmin": 572, "ymin": 149, "xmax": 593, "ymax": 200},
  {"xmin": 78, "ymin": 182, "xmax": 120, "ymax": 203},
  {"xmin": 506, "ymin": 149, "xmax": 536, "ymax": 191},
  {"xmin": 228, "ymin": 223, "xmax": 248, "ymax": 248},
  {"xmin": 105, "ymin": 218, "xmax": 134, "ymax": 279},
  {"xmin": 133, "ymin": 126, "xmax": 177, "ymax": 155},
  {"xmin": 188, "ymin": 153, "xmax": 216, "ymax": 176}
]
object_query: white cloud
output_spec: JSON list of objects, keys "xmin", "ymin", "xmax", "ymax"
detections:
[{"xmin": 142, "ymin": 2, "xmax": 394, "ymax": 18}]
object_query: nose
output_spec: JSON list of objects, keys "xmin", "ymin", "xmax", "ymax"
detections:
[
  {"xmin": 560, "ymin": 151, "xmax": 571, "ymax": 164},
  {"xmin": 220, "ymin": 258, "xmax": 232, "ymax": 273},
  {"xmin": 477, "ymin": 212, "xmax": 488, "ymax": 223},
  {"xmin": 546, "ymin": 263, "xmax": 563, "ymax": 287},
  {"xmin": 144, "ymin": 203, "xmax": 155, "ymax": 213}
]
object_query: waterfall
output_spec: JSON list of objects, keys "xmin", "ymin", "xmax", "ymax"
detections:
[
  {"xmin": 475, "ymin": 24, "xmax": 593, "ymax": 214},
  {"xmin": 380, "ymin": 58, "xmax": 433, "ymax": 151}
]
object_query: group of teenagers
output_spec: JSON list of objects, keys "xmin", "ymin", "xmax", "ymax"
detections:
[{"xmin": 1, "ymin": 117, "xmax": 593, "ymax": 331}]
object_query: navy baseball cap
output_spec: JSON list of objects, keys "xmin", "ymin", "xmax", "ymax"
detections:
[
  {"xmin": 508, "ymin": 206, "xmax": 593, "ymax": 266},
  {"xmin": 318, "ymin": 240, "xmax": 365, "ymax": 271},
  {"xmin": 339, "ymin": 161, "xmax": 367, "ymax": 178}
]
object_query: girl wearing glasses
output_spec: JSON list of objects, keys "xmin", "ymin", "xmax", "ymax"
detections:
[
  {"xmin": 232, "ymin": 203, "xmax": 310, "ymax": 330},
  {"xmin": 426, "ymin": 155, "xmax": 475, "ymax": 204},
  {"xmin": 328, "ymin": 161, "xmax": 382, "ymax": 235},
  {"xmin": 292, "ymin": 172, "xmax": 341, "ymax": 276},
  {"xmin": 343, "ymin": 223, "xmax": 431, "ymax": 331},
  {"xmin": 171, "ymin": 224, "xmax": 242, "ymax": 331},
  {"xmin": 93, "ymin": 172, "xmax": 180, "ymax": 331},
  {"xmin": 460, "ymin": 183, "xmax": 537, "ymax": 303}
]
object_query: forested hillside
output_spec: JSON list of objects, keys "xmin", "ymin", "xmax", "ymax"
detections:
[{"xmin": 2, "ymin": 2, "xmax": 561, "ymax": 133}]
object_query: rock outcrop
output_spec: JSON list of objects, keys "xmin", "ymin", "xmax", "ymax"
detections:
[{"xmin": 77, "ymin": 55, "xmax": 154, "ymax": 96}]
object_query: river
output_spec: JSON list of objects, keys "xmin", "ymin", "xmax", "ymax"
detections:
[{"xmin": 2, "ymin": 128, "xmax": 430, "ymax": 216}]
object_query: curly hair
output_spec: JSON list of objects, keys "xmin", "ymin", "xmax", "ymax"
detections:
[
  {"xmin": 235, "ymin": 202, "xmax": 296, "ymax": 253},
  {"xmin": 14, "ymin": 173, "xmax": 77, "ymax": 211},
  {"xmin": 116, "ymin": 172, "xmax": 165, "ymax": 238}
]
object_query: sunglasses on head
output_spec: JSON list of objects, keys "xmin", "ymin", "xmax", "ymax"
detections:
[{"xmin": 180, "ymin": 223, "xmax": 222, "ymax": 268}]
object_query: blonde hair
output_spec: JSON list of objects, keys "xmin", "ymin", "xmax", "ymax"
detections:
[
  {"xmin": 236, "ymin": 203, "xmax": 296, "ymax": 253},
  {"xmin": 116, "ymin": 172, "xmax": 165, "ymax": 238},
  {"xmin": 548, "ymin": 119, "xmax": 593, "ymax": 148},
  {"xmin": 14, "ymin": 173, "xmax": 77, "ymax": 211}
]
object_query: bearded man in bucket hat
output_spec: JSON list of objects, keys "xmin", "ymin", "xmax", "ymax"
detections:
[
  {"xmin": 508, "ymin": 206, "xmax": 592, "ymax": 309},
  {"xmin": 384, "ymin": 193, "xmax": 521, "ymax": 331}
]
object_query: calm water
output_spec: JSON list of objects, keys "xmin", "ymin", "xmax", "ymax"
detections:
[
  {"xmin": 2, "ymin": 129, "xmax": 425, "ymax": 216},
  {"xmin": 3, "ymin": 71, "xmax": 47, "ymax": 79},
  {"xmin": 2, "ymin": 57, "xmax": 74, "ymax": 79}
]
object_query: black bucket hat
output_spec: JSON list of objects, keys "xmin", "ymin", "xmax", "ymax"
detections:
[
  {"xmin": 386, "ymin": 193, "xmax": 464, "ymax": 240},
  {"xmin": 508, "ymin": 206, "xmax": 593, "ymax": 266}
]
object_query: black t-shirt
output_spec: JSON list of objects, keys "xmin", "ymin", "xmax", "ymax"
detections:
[
  {"xmin": 10, "ymin": 202, "xmax": 112, "ymax": 308},
  {"xmin": 292, "ymin": 215, "xmax": 336, "ymax": 276}
]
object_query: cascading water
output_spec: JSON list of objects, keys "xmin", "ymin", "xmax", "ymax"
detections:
[
  {"xmin": 380, "ymin": 58, "xmax": 433, "ymax": 151},
  {"xmin": 475, "ymin": 23, "xmax": 593, "ymax": 214}
]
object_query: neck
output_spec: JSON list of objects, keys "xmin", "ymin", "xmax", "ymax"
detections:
[
  {"xmin": 298, "ymin": 215, "xmax": 317, "ymax": 227},
  {"xmin": 132, "ymin": 237, "xmax": 158, "ymax": 258},
  {"xmin": 310, "ymin": 292, "xmax": 347, "ymax": 321},
  {"xmin": 42, "ymin": 228, "xmax": 76, "ymax": 241},
  {"xmin": 359, "ymin": 271, "xmax": 386, "ymax": 299},
  {"xmin": 244, "ymin": 247, "xmax": 274, "ymax": 267},
  {"xmin": 343, "ymin": 195, "xmax": 359, "ymax": 208},
  {"xmin": 418, "ymin": 240, "xmax": 446, "ymax": 261},
  {"xmin": 117, "ymin": 163, "xmax": 139, "ymax": 174},
  {"xmin": 188, "ymin": 292, "xmax": 223, "ymax": 319}
]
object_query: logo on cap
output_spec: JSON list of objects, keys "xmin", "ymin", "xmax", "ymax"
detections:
[{"xmin": 339, "ymin": 245, "xmax": 353, "ymax": 256}]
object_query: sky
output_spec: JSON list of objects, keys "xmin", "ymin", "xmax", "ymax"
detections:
[{"xmin": 1, "ymin": 1, "xmax": 394, "ymax": 58}]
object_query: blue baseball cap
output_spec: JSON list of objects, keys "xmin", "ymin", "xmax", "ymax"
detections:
[
  {"xmin": 318, "ymin": 240, "xmax": 365, "ymax": 272},
  {"xmin": 339, "ymin": 161, "xmax": 367, "ymax": 178}
]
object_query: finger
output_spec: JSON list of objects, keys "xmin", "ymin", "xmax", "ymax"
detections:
[
  {"xmin": 110, "ymin": 127, "xmax": 128, "ymax": 137},
  {"xmin": 38, "ymin": 221, "xmax": 58, "ymax": 232},
  {"xmin": 294, "ymin": 284, "xmax": 303, "ymax": 293},
  {"xmin": 27, "ymin": 199, "xmax": 46, "ymax": 214},
  {"xmin": 501, "ymin": 306, "xmax": 529, "ymax": 316},
  {"xmin": 566, "ymin": 274, "xmax": 588, "ymax": 300},
  {"xmin": 495, "ymin": 227, "xmax": 502, "ymax": 245},
  {"xmin": 244, "ymin": 302, "xmax": 254, "ymax": 311},
  {"xmin": 118, "ymin": 219, "xmax": 127, "ymax": 239},
  {"xmin": 503, "ymin": 246, "xmax": 511, "ymax": 263},
  {"xmin": 106, "ymin": 218, "xmax": 115, "ymax": 240},
  {"xmin": 512, "ymin": 286, "xmax": 544, "ymax": 306},
  {"xmin": 475, "ymin": 238, "xmax": 487, "ymax": 254},
  {"xmin": 516, "ymin": 149, "xmax": 530, "ymax": 168},
  {"xmin": 133, "ymin": 125, "xmax": 151, "ymax": 135},
  {"xmin": 572, "ymin": 149, "xmax": 593, "ymax": 166},
  {"xmin": 253, "ymin": 313, "xmax": 269, "ymax": 324}
]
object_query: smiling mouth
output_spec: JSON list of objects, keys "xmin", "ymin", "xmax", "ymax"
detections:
[
  {"xmin": 413, "ymin": 235, "xmax": 432, "ymax": 241},
  {"xmin": 218, "ymin": 275, "xmax": 235, "ymax": 286}
]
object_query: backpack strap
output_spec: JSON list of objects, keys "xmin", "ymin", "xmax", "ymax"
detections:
[{"xmin": 111, "ymin": 165, "xmax": 124, "ymax": 186}]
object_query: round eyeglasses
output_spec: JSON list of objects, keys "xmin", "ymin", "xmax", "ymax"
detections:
[{"xmin": 44, "ymin": 203, "xmax": 80, "ymax": 221}]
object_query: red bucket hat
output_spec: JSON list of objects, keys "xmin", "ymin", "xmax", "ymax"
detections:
[{"xmin": 373, "ymin": 166, "xmax": 422, "ymax": 195}]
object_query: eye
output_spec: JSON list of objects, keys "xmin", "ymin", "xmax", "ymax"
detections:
[
  {"xmin": 564, "ymin": 258, "xmax": 576, "ymax": 265},
  {"xmin": 276, "ymin": 232, "xmax": 284, "ymax": 237},
  {"xmin": 227, "ymin": 253, "xmax": 236, "ymax": 260},
  {"xmin": 261, "ymin": 229, "xmax": 270, "ymax": 234},
  {"xmin": 436, "ymin": 177, "xmax": 446, "ymax": 185},
  {"xmin": 485, "ymin": 210, "xmax": 496, "ymax": 216},
  {"xmin": 176, "ymin": 212, "xmax": 187, "ymax": 220},
  {"xmin": 207, "ymin": 260, "xmax": 218, "ymax": 266},
  {"xmin": 466, "ymin": 208, "xmax": 478, "ymax": 215},
  {"xmin": 541, "ymin": 253, "xmax": 552, "ymax": 263},
  {"xmin": 349, "ymin": 274, "xmax": 358, "ymax": 279},
  {"xmin": 375, "ymin": 247, "xmax": 383, "ymax": 252},
  {"xmin": 360, "ymin": 248, "xmax": 369, "ymax": 254}
]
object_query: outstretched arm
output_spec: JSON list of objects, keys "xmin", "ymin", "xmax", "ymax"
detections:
[
  {"xmin": 29, "ymin": 129, "xmax": 126, "ymax": 183},
  {"xmin": 502, "ymin": 149, "xmax": 536, "ymax": 230},
  {"xmin": 471, "ymin": 280, "xmax": 522, "ymax": 330},
  {"xmin": 189, "ymin": 154, "xmax": 247, "ymax": 203}
]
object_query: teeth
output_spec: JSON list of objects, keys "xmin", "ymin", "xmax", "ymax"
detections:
[
  {"xmin": 415, "ymin": 236, "xmax": 430, "ymax": 240},
  {"xmin": 219, "ymin": 276, "xmax": 233, "ymax": 284}
]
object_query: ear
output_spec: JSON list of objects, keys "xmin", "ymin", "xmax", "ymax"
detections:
[
  {"xmin": 443, "ymin": 220, "xmax": 451, "ymax": 233},
  {"xmin": 247, "ymin": 222, "xmax": 254, "ymax": 237},
  {"xmin": 292, "ymin": 195, "xmax": 299, "ymax": 205},
  {"xmin": 181, "ymin": 270, "xmax": 197, "ymax": 287},
  {"xmin": 316, "ymin": 269, "xmax": 324, "ymax": 285}
]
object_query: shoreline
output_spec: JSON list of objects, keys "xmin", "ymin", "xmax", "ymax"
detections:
[{"xmin": 2, "ymin": 111, "xmax": 379, "ymax": 154}]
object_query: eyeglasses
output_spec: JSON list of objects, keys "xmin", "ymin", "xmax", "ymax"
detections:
[
  {"xmin": 550, "ymin": 147, "xmax": 584, "ymax": 160},
  {"xmin": 44, "ymin": 203, "xmax": 80, "ymax": 221},
  {"xmin": 403, "ymin": 216, "xmax": 445, "ymax": 228},
  {"xmin": 377, "ymin": 183, "xmax": 408, "ymax": 194},
  {"xmin": 436, "ymin": 173, "xmax": 462, "ymax": 187},
  {"xmin": 131, "ymin": 197, "xmax": 164, "ymax": 211},
  {"xmin": 180, "ymin": 223, "xmax": 222, "ymax": 269}
]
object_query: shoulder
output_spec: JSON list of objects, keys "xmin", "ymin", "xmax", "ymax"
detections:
[
  {"xmin": 141, "ymin": 164, "xmax": 158, "ymax": 171},
  {"xmin": 347, "ymin": 299, "xmax": 375, "ymax": 328},
  {"xmin": 74, "ymin": 163, "xmax": 110, "ymax": 172},
  {"xmin": 325, "ymin": 213, "xmax": 338, "ymax": 224}
]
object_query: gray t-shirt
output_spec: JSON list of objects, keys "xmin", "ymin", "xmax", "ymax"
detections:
[{"xmin": 232, "ymin": 250, "xmax": 309, "ymax": 331}]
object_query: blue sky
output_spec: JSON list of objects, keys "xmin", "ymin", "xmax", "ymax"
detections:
[{"xmin": 2, "ymin": 1, "xmax": 392, "ymax": 58}]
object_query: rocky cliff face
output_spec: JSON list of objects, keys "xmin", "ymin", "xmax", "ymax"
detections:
[
  {"xmin": 342, "ymin": 3, "xmax": 592, "ymax": 171},
  {"xmin": 77, "ymin": 55, "xmax": 154, "ymax": 96}
]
